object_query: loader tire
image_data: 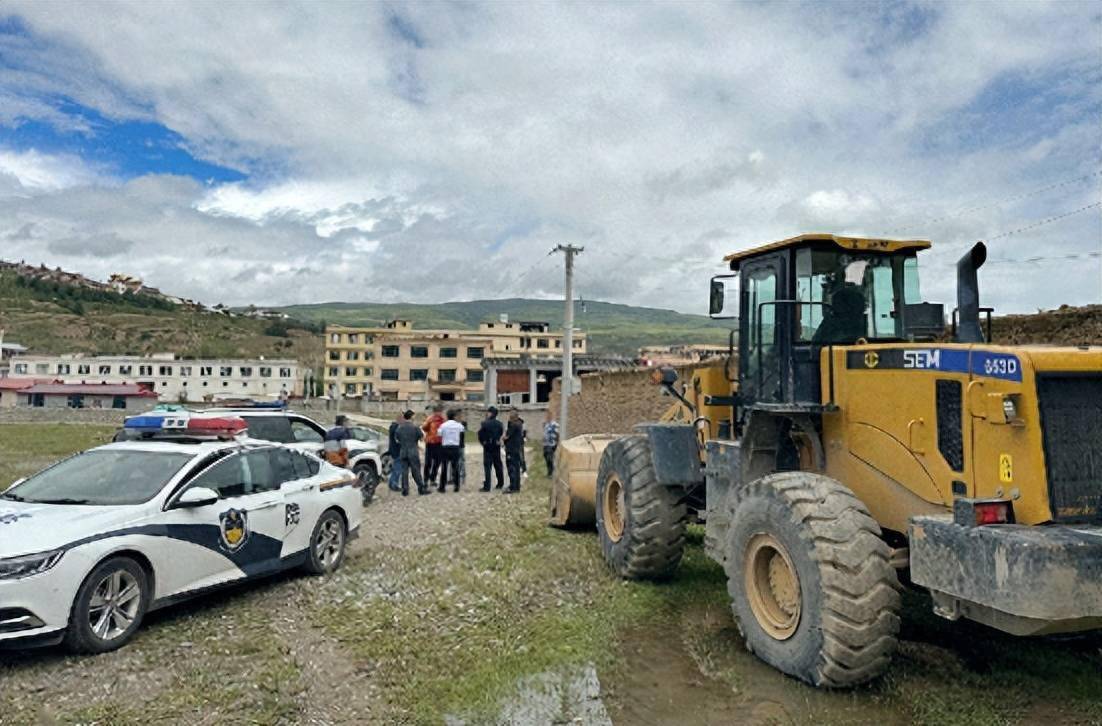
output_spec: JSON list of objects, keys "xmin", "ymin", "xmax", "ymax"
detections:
[
  {"xmin": 725, "ymin": 471, "xmax": 901, "ymax": 688},
  {"xmin": 596, "ymin": 435, "xmax": 687, "ymax": 580}
]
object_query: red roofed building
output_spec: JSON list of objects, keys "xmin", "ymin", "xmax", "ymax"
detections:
[
  {"xmin": 0, "ymin": 377, "xmax": 43, "ymax": 408},
  {"xmin": 16, "ymin": 382, "xmax": 158, "ymax": 411}
]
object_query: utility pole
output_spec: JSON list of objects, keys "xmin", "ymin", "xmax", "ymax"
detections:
[{"xmin": 554, "ymin": 244, "xmax": 583, "ymax": 440}]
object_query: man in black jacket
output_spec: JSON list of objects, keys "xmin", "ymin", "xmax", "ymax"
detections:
[
  {"xmin": 386, "ymin": 411, "xmax": 404, "ymax": 491},
  {"xmin": 504, "ymin": 411, "xmax": 525, "ymax": 493},
  {"xmin": 478, "ymin": 406, "xmax": 505, "ymax": 491},
  {"xmin": 395, "ymin": 410, "xmax": 429, "ymax": 496}
]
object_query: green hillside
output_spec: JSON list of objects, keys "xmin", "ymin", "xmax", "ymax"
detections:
[
  {"xmin": 272, "ymin": 298, "xmax": 733, "ymax": 355},
  {"xmin": 0, "ymin": 270, "xmax": 323, "ymax": 363}
]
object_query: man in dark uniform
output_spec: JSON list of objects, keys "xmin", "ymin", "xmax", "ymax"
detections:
[
  {"xmin": 504, "ymin": 411, "xmax": 525, "ymax": 493},
  {"xmin": 478, "ymin": 406, "xmax": 505, "ymax": 491},
  {"xmin": 386, "ymin": 411, "xmax": 404, "ymax": 491},
  {"xmin": 395, "ymin": 410, "xmax": 428, "ymax": 496}
]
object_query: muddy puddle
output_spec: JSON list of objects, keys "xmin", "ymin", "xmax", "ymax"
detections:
[{"xmin": 599, "ymin": 603, "xmax": 907, "ymax": 726}]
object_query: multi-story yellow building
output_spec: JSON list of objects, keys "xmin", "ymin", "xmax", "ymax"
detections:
[{"xmin": 324, "ymin": 318, "xmax": 586, "ymax": 402}]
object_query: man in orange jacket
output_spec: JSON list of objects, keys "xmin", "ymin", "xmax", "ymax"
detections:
[{"xmin": 422, "ymin": 404, "xmax": 445, "ymax": 487}]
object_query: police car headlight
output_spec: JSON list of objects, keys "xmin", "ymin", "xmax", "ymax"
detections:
[{"xmin": 0, "ymin": 549, "xmax": 64, "ymax": 580}]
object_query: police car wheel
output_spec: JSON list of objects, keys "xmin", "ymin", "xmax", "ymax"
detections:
[
  {"xmin": 306, "ymin": 510, "xmax": 347, "ymax": 575},
  {"xmin": 64, "ymin": 557, "xmax": 150, "ymax": 654}
]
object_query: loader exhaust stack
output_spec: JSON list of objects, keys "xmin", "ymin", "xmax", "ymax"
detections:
[{"xmin": 956, "ymin": 241, "xmax": 987, "ymax": 343}]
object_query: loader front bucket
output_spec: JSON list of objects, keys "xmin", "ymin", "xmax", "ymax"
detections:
[{"xmin": 548, "ymin": 434, "xmax": 618, "ymax": 528}]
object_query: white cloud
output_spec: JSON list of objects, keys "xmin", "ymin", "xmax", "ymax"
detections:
[
  {"xmin": 0, "ymin": 149, "xmax": 104, "ymax": 193},
  {"xmin": 0, "ymin": 1, "xmax": 1098, "ymax": 314}
]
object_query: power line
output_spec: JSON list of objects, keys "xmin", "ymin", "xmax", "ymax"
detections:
[
  {"xmin": 498, "ymin": 248, "xmax": 556, "ymax": 297},
  {"xmin": 983, "ymin": 200, "xmax": 1101, "ymax": 243},
  {"xmin": 893, "ymin": 168, "xmax": 1102, "ymax": 234}
]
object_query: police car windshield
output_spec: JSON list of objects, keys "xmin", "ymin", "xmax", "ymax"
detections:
[{"xmin": 6, "ymin": 450, "xmax": 194, "ymax": 506}]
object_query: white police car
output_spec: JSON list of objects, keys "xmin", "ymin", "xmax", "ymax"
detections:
[{"xmin": 0, "ymin": 413, "xmax": 362, "ymax": 653}]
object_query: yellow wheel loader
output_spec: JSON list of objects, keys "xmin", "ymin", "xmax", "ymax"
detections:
[{"xmin": 552, "ymin": 233, "xmax": 1102, "ymax": 687}]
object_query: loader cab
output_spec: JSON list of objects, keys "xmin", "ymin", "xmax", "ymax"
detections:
[{"xmin": 713, "ymin": 234, "xmax": 940, "ymax": 418}]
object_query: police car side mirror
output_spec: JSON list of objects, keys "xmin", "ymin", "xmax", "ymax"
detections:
[{"xmin": 175, "ymin": 487, "xmax": 219, "ymax": 509}]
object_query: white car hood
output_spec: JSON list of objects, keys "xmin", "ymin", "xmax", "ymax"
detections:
[{"xmin": 0, "ymin": 501, "xmax": 152, "ymax": 558}]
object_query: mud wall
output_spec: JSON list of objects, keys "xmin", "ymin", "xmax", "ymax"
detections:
[
  {"xmin": 989, "ymin": 305, "xmax": 1102, "ymax": 347},
  {"xmin": 548, "ymin": 364, "xmax": 701, "ymax": 437}
]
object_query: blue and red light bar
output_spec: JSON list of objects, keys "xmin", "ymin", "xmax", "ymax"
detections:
[{"xmin": 124, "ymin": 412, "xmax": 248, "ymax": 440}]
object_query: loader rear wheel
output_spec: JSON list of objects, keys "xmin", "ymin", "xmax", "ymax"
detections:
[
  {"xmin": 596, "ymin": 435, "xmax": 687, "ymax": 580},
  {"xmin": 725, "ymin": 471, "xmax": 901, "ymax": 687}
]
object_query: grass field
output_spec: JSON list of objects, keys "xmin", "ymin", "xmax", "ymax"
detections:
[{"xmin": 2, "ymin": 423, "xmax": 1102, "ymax": 724}]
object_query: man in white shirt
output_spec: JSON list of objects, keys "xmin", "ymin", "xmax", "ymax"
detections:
[{"xmin": 437, "ymin": 409, "xmax": 466, "ymax": 493}]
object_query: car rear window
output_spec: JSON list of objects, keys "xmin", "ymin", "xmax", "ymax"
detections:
[{"xmin": 242, "ymin": 416, "xmax": 294, "ymax": 443}]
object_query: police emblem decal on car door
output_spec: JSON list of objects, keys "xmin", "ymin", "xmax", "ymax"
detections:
[{"xmin": 218, "ymin": 509, "xmax": 250, "ymax": 552}]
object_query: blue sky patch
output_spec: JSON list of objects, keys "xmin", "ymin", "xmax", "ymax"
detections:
[{"xmin": 0, "ymin": 98, "xmax": 246, "ymax": 183}]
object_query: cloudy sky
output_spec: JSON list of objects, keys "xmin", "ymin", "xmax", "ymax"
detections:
[{"xmin": 0, "ymin": 1, "xmax": 1099, "ymax": 314}]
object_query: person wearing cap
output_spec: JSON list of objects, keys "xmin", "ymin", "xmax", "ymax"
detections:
[
  {"xmin": 437, "ymin": 409, "xmax": 465, "ymax": 492},
  {"xmin": 324, "ymin": 415, "xmax": 352, "ymax": 468},
  {"xmin": 478, "ymin": 406, "xmax": 505, "ymax": 491},
  {"xmin": 395, "ymin": 410, "xmax": 428, "ymax": 496}
]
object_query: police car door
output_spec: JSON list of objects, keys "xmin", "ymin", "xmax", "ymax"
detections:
[
  {"xmin": 272, "ymin": 448, "xmax": 324, "ymax": 559},
  {"xmin": 166, "ymin": 449, "xmax": 287, "ymax": 591}
]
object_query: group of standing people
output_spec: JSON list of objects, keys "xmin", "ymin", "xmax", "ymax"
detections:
[{"xmin": 386, "ymin": 405, "xmax": 560, "ymax": 497}]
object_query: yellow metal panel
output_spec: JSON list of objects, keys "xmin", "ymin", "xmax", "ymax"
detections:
[{"xmin": 723, "ymin": 233, "xmax": 931, "ymax": 266}]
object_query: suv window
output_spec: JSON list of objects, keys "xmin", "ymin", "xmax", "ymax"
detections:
[
  {"xmin": 242, "ymin": 416, "xmax": 294, "ymax": 443},
  {"xmin": 189, "ymin": 450, "xmax": 280, "ymax": 498},
  {"xmin": 290, "ymin": 419, "xmax": 325, "ymax": 443}
]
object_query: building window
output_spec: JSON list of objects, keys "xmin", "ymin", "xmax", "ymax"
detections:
[
  {"xmin": 364, "ymin": 367, "xmax": 374, "ymax": 376},
  {"xmin": 200, "ymin": 366, "xmax": 212, "ymax": 376},
  {"xmin": 555, "ymin": 340, "xmax": 561, "ymax": 348},
  {"xmin": 328, "ymin": 367, "xmax": 339, "ymax": 377},
  {"xmin": 98, "ymin": 365, "xmax": 111, "ymax": 375},
  {"xmin": 382, "ymin": 345, "xmax": 400, "ymax": 358},
  {"xmin": 466, "ymin": 392, "xmax": 485, "ymax": 402},
  {"xmin": 180, "ymin": 366, "xmax": 192, "ymax": 376},
  {"xmin": 440, "ymin": 347, "xmax": 457, "ymax": 358},
  {"xmin": 329, "ymin": 350, "xmax": 340, "ymax": 361},
  {"xmin": 118, "ymin": 364, "xmax": 132, "ymax": 374},
  {"xmin": 573, "ymin": 340, "xmax": 582, "ymax": 348},
  {"xmin": 467, "ymin": 347, "xmax": 484, "ymax": 359},
  {"xmin": 139, "ymin": 365, "xmax": 152, "ymax": 376},
  {"xmin": 77, "ymin": 364, "xmax": 90, "ymax": 374},
  {"xmin": 411, "ymin": 346, "xmax": 429, "ymax": 358},
  {"xmin": 381, "ymin": 369, "xmax": 400, "ymax": 381},
  {"xmin": 439, "ymin": 369, "xmax": 457, "ymax": 383},
  {"xmin": 537, "ymin": 338, "xmax": 549, "ymax": 349},
  {"xmin": 279, "ymin": 367, "xmax": 292, "ymax": 377},
  {"xmin": 220, "ymin": 366, "xmax": 233, "ymax": 377},
  {"xmin": 345, "ymin": 367, "xmax": 359, "ymax": 377},
  {"xmin": 13, "ymin": 363, "xmax": 27, "ymax": 374},
  {"xmin": 410, "ymin": 369, "xmax": 429, "ymax": 381},
  {"xmin": 260, "ymin": 367, "xmax": 272, "ymax": 377},
  {"xmin": 112, "ymin": 396, "xmax": 126, "ymax": 409},
  {"xmin": 330, "ymin": 333, "xmax": 340, "ymax": 344},
  {"xmin": 348, "ymin": 334, "xmax": 359, "ymax": 344},
  {"xmin": 159, "ymin": 366, "xmax": 173, "ymax": 376},
  {"xmin": 35, "ymin": 363, "xmax": 49, "ymax": 374},
  {"xmin": 346, "ymin": 383, "xmax": 358, "ymax": 395},
  {"xmin": 239, "ymin": 367, "xmax": 253, "ymax": 377},
  {"xmin": 347, "ymin": 351, "xmax": 359, "ymax": 361},
  {"xmin": 67, "ymin": 394, "xmax": 85, "ymax": 408},
  {"xmin": 467, "ymin": 369, "xmax": 484, "ymax": 383}
]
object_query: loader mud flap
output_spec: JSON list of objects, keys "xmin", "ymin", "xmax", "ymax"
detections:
[
  {"xmin": 633, "ymin": 423, "xmax": 704, "ymax": 486},
  {"xmin": 910, "ymin": 516, "xmax": 1102, "ymax": 635}
]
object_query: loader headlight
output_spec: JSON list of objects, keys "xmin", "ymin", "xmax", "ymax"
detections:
[{"xmin": 0, "ymin": 549, "xmax": 64, "ymax": 580}]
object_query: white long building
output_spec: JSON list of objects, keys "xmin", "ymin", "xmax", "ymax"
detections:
[{"xmin": 6, "ymin": 353, "xmax": 302, "ymax": 403}]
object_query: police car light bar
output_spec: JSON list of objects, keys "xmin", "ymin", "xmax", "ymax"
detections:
[{"xmin": 123, "ymin": 413, "xmax": 248, "ymax": 440}]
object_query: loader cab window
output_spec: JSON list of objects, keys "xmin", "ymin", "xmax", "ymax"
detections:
[{"xmin": 796, "ymin": 248, "xmax": 915, "ymax": 343}]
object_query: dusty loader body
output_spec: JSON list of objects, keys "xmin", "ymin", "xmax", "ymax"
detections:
[{"xmin": 554, "ymin": 233, "xmax": 1102, "ymax": 687}]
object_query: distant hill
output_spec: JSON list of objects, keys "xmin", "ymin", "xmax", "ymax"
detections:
[
  {"xmin": 0, "ymin": 267, "xmax": 324, "ymax": 363},
  {"xmin": 270, "ymin": 298, "xmax": 735, "ymax": 355}
]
